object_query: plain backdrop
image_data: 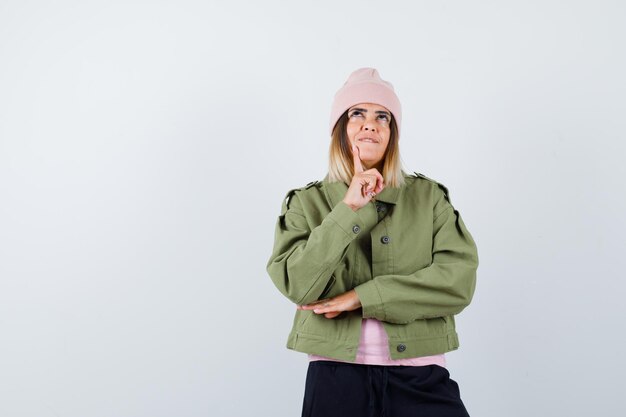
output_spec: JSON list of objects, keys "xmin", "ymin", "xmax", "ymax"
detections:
[{"xmin": 1, "ymin": 1, "xmax": 625, "ymax": 416}]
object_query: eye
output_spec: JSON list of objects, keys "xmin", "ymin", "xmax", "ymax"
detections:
[
  {"xmin": 349, "ymin": 110, "xmax": 363, "ymax": 118},
  {"xmin": 377, "ymin": 114, "xmax": 390, "ymax": 122}
]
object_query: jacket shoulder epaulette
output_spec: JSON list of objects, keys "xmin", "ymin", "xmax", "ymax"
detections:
[
  {"xmin": 412, "ymin": 171, "xmax": 451, "ymax": 203},
  {"xmin": 282, "ymin": 180, "xmax": 320, "ymax": 211},
  {"xmin": 305, "ymin": 180, "xmax": 319, "ymax": 189}
]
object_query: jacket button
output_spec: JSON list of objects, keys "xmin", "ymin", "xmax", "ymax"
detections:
[
  {"xmin": 381, "ymin": 235, "xmax": 391, "ymax": 244},
  {"xmin": 352, "ymin": 225, "xmax": 361, "ymax": 234},
  {"xmin": 397, "ymin": 344, "xmax": 406, "ymax": 352}
]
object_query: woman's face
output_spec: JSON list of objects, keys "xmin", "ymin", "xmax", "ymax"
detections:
[{"xmin": 345, "ymin": 102, "xmax": 391, "ymax": 171}]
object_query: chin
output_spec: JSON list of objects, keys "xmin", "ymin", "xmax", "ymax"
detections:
[{"xmin": 361, "ymin": 154, "xmax": 383, "ymax": 163}]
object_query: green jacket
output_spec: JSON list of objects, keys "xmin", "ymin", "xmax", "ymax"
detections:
[{"xmin": 266, "ymin": 171, "xmax": 479, "ymax": 362}]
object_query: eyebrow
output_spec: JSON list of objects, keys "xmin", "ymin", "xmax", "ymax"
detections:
[{"xmin": 348, "ymin": 107, "xmax": 391, "ymax": 117}]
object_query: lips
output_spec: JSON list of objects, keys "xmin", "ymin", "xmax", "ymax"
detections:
[{"xmin": 357, "ymin": 137, "xmax": 379, "ymax": 143}]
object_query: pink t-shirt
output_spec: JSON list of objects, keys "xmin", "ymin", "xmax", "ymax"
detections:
[{"xmin": 308, "ymin": 318, "xmax": 446, "ymax": 367}]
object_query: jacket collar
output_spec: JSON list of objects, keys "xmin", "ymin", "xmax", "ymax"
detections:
[{"xmin": 322, "ymin": 173, "xmax": 402, "ymax": 206}]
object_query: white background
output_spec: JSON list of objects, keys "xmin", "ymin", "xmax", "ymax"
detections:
[{"xmin": 1, "ymin": 1, "xmax": 625, "ymax": 416}]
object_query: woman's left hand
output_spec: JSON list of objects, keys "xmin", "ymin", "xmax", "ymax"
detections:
[{"xmin": 297, "ymin": 289, "xmax": 362, "ymax": 319}]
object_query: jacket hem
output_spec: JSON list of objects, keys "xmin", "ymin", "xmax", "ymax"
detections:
[{"xmin": 286, "ymin": 329, "xmax": 460, "ymax": 362}]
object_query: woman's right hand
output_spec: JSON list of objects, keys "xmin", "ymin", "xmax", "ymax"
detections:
[{"xmin": 342, "ymin": 144, "xmax": 385, "ymax": 211}]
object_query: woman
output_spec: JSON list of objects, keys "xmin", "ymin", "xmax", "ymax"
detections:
[{"xmin": 266, "ymin": 68, "xmax": 479, "ymax": 417}]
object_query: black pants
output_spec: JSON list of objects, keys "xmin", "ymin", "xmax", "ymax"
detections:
[{"xmin": 301, "ymin": 360, "xmax": 470, "ymax": 417}]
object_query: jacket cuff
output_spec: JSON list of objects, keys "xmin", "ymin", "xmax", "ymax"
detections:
[
  {"xmin": 326, "ymin": 201, "xmax": 378, "ymax": 237},
  {"xmin": 353, "ymin": 280, "xmax": 386, "ymax": 321}
]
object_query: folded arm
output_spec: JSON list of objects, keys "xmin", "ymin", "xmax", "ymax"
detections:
[
  {"xmin": 354, "ymin": 192, "xmax": 479, "ymax": 324},
  {"xmin": 266, "ymin": 190, "xmax": 378, "ymax": 305}
]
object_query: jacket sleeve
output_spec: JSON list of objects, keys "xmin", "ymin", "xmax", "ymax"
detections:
[
  {"xmin": 353, "ymin": 187, "xmax": 479, "ymax": 324},
  {"xmin": 266, "ymin": 189, "xmax": 378, "ymax": 306}
]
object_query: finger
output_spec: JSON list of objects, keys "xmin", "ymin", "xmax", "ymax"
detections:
[
  {"xmin": 324, "ymin": 311, "xmax": 342, "ymax": 319},
  {"xmin": 301, "ymin": 298, "xmax": 331, "ymax": 308},
  {"xmin": 374, "ymin": 175, "xmax": 385, "ymax": 193},
  {"xmin": 313, "ymin": 304, "xmax": 334, "ymax": 314},
  {"xmin": 313, "ymin": 300, "xmax": 344, "ymax": 314},
  {"xmin": 360, "ymin": 175, "xmax": 378, "ymax": 196},
  {"xmin": 364, "ymin": 169, "xmax": 385, "ymax": 194},
  {"xmin": 352, "ymin": 144, "xmax": 365, "ymax": 174}
]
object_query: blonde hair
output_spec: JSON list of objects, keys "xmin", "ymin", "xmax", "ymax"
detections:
[{"xmin": 327, "ymin": 110, "xmax": 406, "ymax": 188}]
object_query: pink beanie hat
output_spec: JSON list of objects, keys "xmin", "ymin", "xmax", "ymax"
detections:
[{"xmin": 329, "ymin": 67, "xmax": 402, "ymax": 138}]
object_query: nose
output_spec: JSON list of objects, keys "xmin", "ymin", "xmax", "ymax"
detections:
[{"xmin": 363, "ymin": 119, "xmax": 377, "ymax": 132}]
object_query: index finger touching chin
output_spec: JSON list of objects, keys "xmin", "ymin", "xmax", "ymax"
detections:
[{"xmin": 352, "ymin": 144, "xmax": 365, "ymax": 174}]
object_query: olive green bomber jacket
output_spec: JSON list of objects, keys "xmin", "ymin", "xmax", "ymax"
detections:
[{"xmin": 266, "ymin": 171, "xmax": 479, "ymax": 362}]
